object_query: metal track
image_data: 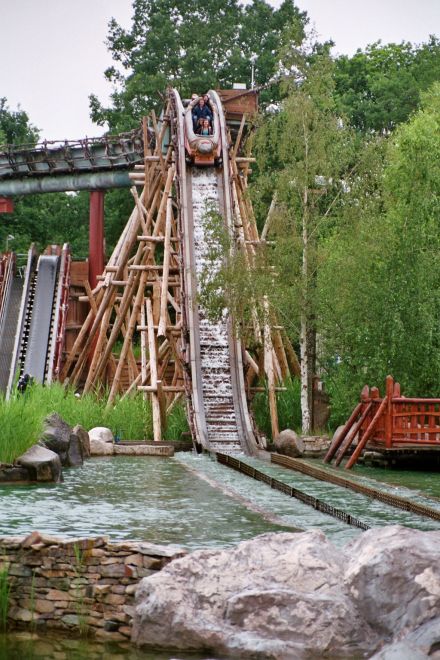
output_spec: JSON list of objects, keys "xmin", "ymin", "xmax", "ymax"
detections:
[
  {"xmin": 272, "ymin": 454, "xmax": 440, "ymax": 522},
  {"xmin": 217, "ymin": 453, "xmax": 370, "ymax": 530},
  {"xmin": 0, "ymin": 256, "xmax": 24, "ymax": 392},
  {"xmin": 171, "ymin": 88, "xmax": 257, "ymax": 455},
  {"xmin": 22, "ymin": 255, "xmax": 60, "ymax": 383},
  {"xmin": 6, "ymin": 247, "xmax": 37, "ymax": 396}
]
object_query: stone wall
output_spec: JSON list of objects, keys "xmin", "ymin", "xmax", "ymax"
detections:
[{"xmin": 0, "ymin": 531, "xmax": 186, "ymax": 642}]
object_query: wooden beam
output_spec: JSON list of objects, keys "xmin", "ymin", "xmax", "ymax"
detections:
[
  {"xmin": 158, "ymin": 196, "xmax": 173, "ymax": 337},
  {"xmin": 146, "ymin": 298, "xmax": 162, "ymax": 442}
]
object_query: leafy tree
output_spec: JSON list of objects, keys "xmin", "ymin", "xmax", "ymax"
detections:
[
  {"xmin": 90, "ymin": 0, "xmax": 308, "ymax": 131},
  {"xmin": 1, "ymin": 192, "xmax": 90, "ymax": 257},
  {"xmin": 0, "ymin": 98, "xmax": 39, "ymax": 145},
  {"xmin": 334, "ymin": 37, "xmax": 440, "ymax": 133},
  {"xmin": 318, "ymin": 82, "xmax": 440, "ymax": 425},
  {"xmin": 201, "ymin": 49, "xmax": 356, "ymax": 433}
]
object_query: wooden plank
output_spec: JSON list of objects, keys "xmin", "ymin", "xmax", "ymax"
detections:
[
  {"xmin": 146, "ymin": 297, "xmax": 162, "ymax": 442},
  {"xmin": 158, "ymin": 196, "xmax": 173, "ymax": 337}
]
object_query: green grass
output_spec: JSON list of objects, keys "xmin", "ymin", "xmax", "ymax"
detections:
[
  {"xmin": 0, "ymin": 383, "xmax": 190, "ymax": 463},
  {"xmin": 252, "ymin": 377, "xmax": 302, "ymax": 440}
]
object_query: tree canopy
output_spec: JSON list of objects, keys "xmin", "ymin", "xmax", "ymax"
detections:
[
  {"xmin": 334, "ymin": 37, "xmax": 440, "ymax": 133},
  {"xmin": 0, "ymin": 98, "xmax": 39, "ymax": 146},
  {"xmin": 90, "ymin": 0, "xmax": 308, "ymax": 131}
]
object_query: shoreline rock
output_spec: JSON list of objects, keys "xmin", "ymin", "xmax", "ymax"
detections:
[{"xmin": 132, "ymin": 525, "xmax": 440, "ymax": 658}]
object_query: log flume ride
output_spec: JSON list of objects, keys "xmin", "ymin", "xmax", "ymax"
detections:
[{"xmin": 171, "ymin": 89, "xmax": 258, "ymax": 454}]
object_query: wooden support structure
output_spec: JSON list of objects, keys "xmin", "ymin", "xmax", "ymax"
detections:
[{"xmin": 60, "ymin": 95, "xmax": 304, "ymax": 443}]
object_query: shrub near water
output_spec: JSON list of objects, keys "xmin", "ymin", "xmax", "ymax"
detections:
[{"xmin": 0, "ymin": 383, "xmax": 190, "ymax": 463}]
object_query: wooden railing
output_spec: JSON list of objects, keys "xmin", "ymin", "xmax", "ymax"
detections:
[{"xmin": 324, "ymin": 375, "xmax": 440, "ymax": 469}]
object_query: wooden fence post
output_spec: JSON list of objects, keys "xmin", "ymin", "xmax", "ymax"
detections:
[{"xmin": 385, "ymin": 375, "xmax": 394, "ymax": 449}]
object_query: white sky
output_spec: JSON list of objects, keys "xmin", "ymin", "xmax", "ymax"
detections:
[{"xmin": 1, "ymin": 0, "xmax": 439, "ymax": 141}]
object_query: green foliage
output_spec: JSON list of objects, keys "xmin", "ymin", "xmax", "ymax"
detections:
[
  {"xmin": 90, "ymin": 0, "xmax": 308, "ymax": 131},
  {"xmin": 2, "ymin": 191, "xmax": 90, "ymax": 257},
  {"xmin": 334, "ymin": 37, "xmax": 440, "ymax": 133},
  {"xmin": 252, "ymin": 378, "xmax": 301, "ymax": 439},
  {"xmin": 318, "ymin": 83, "xmax": 440, "ymax": 426},
  {"xmin": 0, "ymin": 383, "xmax": 189, "ymax": 463},
  {"xmin": 0, "ymin": 98, "xmax": 39, "ymax": 146},
  {"xmin": 0, "ymin": 563, "xmax": 10, "ymax": 631},
  {"xmin": 0, "ymin": 390, "xmax": 45, "ymax": 464},
  {"xmin": 164, "ymin": 402, "xmax": 190, "ymax": 441}
]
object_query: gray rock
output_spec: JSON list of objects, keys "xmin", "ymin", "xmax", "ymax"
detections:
[
  {"xmin": 40, "ymin": 412, "xmax": 71, "ymax": 458},
  {"xmin": 16, "ymin": 445, "xmax": 62, "ymax": 483},
  {"xmin": 0, "ymin": 466, "xmax": 32, "ymax": 482},
  {"xmin": 132, "ymin": 530, "xmax": 377, "ymax": 658},
  {"xmin": 66, "ymin": 433, "xmax": 84, "ymax": 467},
  {"xmin": 370, "ymin": 641, "xmax": 428, "ymax": 659},
  {"xmin": 40, "ymin": 413, "xmax": 83, "ymax": 467},
  {"xmin": 274, "ymin": 429, "xmax": 304, "ymax": 458},
  {"xmin": 371, "ymin": 618, "xmax": 440, "ymax": 659},
  {"xmin": 90, "ymin": 437, "xmax": 114, "ymax": 456},
  {"xmin": 345, "ymin": 525, "xmax": 440, "ymax": 638},
  {"xmin": 405, "ymin": 617, "xmax": 440, "ymax": 652},
  {"xmin": 73, "ymin": 424, "xmax": 90, "ymax": 457},
  {"xmin": 89, "ymin": 427, "xmax": 114, "ymax": 444}
]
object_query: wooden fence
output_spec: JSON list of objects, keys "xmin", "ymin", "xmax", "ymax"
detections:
[{"xmin": 324, "ymin": 375, "xmax": 440, "ymax": 469}]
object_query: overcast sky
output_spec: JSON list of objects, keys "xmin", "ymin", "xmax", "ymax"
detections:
[{"xmin": 1, "ymin": 0, "xmax": 439, "ymax": 141}]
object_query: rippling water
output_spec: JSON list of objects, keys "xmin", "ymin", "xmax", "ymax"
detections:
[
  {"xmin": 0, "ymin": 455, "xmax": 287, "ymax": 548},
  {"xmin": 0, "ymin": 631, "xmax": 213, "ymax": 660},
  {"xmin": 1, "ymin": 453, "xmax": 439, "ymax": 658}
]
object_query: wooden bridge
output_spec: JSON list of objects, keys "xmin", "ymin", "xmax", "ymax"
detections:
[{"xmin": 325, "ymin": 375, "xmax": 440, "ymax": 468}]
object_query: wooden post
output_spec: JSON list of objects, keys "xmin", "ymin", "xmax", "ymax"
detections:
[
  {"xmin": 146, "ymin": 298, "xmax": 162, "ymax": 442},
  {"xmin": 158, "ymin": 196, "xmax": 173, "ymax": 337},
  {"xmin": 345, "ymin": 397, "xmax": 388, "ymax": 469},
  {"xmin": 263, "ymin": 297, "xmax": 279, "ymax": 439},
  {"xmin": 107, "ymin": 270, "xmax": 148, "ymax": 406},
  {"xmin": 140, "ymin": 304, "xmax": 148, "ymax": 399},
  {"xmin": 385, "ymin": 374, "xmax": 393, "ymax": 449},
  {"xmin": 323, "ymin": 401, "xmax": 363, "ymax": 464}
]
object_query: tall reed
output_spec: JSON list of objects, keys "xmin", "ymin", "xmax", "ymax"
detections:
[{"xmin": 0, "ymin": 382, "xmax": 190, "ymax": 463}]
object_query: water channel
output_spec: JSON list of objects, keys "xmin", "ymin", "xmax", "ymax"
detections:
[{"xmin": 0, "ymin": 452, "xmax": 439, "ymax": 658}]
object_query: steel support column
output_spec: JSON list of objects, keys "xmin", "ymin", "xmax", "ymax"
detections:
[{"xmin": 89, "ymin": 191, "xmax": 105, "ymax": 288}]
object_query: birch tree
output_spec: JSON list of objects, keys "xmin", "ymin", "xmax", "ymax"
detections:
[{"xmin": 251, "ymin": 51, "xmax": 355, "ymax": 432}]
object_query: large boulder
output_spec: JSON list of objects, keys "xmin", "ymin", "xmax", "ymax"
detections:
[
  {"xmin": 344, "ymin": 525, "xmax": 440, "ymax": 638},
  {"xmin": 132, "ymin": 530, "xmax": 377, "ymax": 658},
  {"xmin": 16, "ymin": 445, "xmax": 62, "ymax": 483},
  {"xmin": 274, "ymin": 429, "xmax": 304, "ymax": 458},
  {"xmin": 89, "ymin": 427, "xmax": 114, "ymax": 456},
  {"xmin": 40, "ymin": 413, "xmax": 83, "ymax": 467},
  {"xmin": 89, "ymin": 427, "xmax": 114, "ymax": 444},
  {"xmin": 371, "ymin": 618, "xmax": 440, "ymax": 659}
]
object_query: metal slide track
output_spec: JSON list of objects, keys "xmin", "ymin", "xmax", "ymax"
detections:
[
  {"xmin": 171, "ymin": 88, "xmax": 257, "ymax": 455},
  {"xmin": 0, "ymin": 257, "xmax": 24, "ymax": 392},
  {"xmin": 22, "ymin": 255, "xmax": 60, "ymax": 383}
]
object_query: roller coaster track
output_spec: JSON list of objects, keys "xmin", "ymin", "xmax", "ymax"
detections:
[{"xmin": 171, "ymin": 89, "xmax": 258, "ymax": 455}]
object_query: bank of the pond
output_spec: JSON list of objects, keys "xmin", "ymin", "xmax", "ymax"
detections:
[{"xmin": 0, "ymin": 532, "xmax": 184, "ymax": 641}]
